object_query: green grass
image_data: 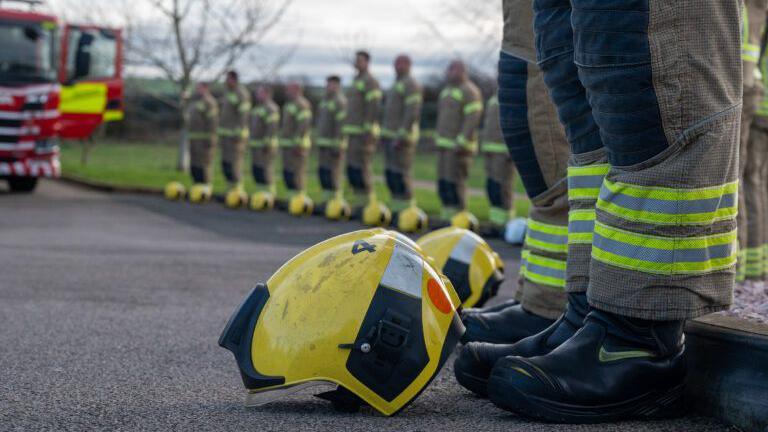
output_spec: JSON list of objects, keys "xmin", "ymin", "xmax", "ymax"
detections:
[{"xmin": 60, "ymin": 139, "xmax": 530, "ymax": 220}]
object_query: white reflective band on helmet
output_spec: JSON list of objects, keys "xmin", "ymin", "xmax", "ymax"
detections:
[
  {"xmin": 380, "ymin": 243, "xmax": 424, "ymax": 298},
  {"xmin": 449, "ymin": 231, "xmax": 481, "ymax": 264}
]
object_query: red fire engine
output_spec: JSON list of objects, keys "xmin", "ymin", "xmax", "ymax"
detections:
[{"xmin": 0, "ymin": 0, "xmax": 123, "ymax": 192}]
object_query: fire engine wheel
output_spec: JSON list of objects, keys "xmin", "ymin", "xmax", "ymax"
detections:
[{"xmin": 7, "ymin": 177, "xmax": 38, "ymax": 193}]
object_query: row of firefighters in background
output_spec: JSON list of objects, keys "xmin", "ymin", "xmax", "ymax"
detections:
[{"xmin": 167, "ymin": 52, "xmax": 521, "ymax": 235}]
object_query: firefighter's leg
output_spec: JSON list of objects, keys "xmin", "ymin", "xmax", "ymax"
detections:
[
  {"xmin": 745, "ymin": 122, "xmax": 768, "ymax": 280},
  {"xmin": 318, "ymin": 147, "xmax": 334, "ymax": 201},
  {"xmin": 282, "ymin": 147, "xmax": 299, "ymax": 192},
  {"xmin": 741, "ymin": 83, "xmax": 763, "ymax": 280},
  {"xmin": 487, "ymin": 0, "xmax": 740, "ymax": 422},
  {"xmin": 485, "ymin": 152, "xmax": 516, "ymax": 226},
  {"xmin": 437, "ymin": 148, "xmax": 458, "ymax": 219},
  {"xmin": 189, "ymin": 139, "xmax": 211, "ymax": 184},
  {"xmin": 345, "ymin": 134, "xmax": 370, "ymax": 208}
]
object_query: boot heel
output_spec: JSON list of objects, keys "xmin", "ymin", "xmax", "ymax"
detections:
[{"xmin": 637, "ymin": 384, "xmax": 687, "ymax": 420}]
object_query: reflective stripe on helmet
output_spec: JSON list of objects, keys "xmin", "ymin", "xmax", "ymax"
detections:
[{"xmin": 380, "ymin": 243, "xmax": 424, "ymax": 298}]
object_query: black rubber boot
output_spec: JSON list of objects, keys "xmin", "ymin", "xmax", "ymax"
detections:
[
  {"xmin": 461, "ymin": 303, "xmax": 555, "ymax": 344},
  {"xmin": 461, "ymin": 298, "xmax": 519, "ymax": 317},
  {"xmin": 487, "ymin": 309, "xmax": 687, "ymax": 423},
  {"xmin": 454, "ymin": 293, "xmax": 588, "ymax": 397}
]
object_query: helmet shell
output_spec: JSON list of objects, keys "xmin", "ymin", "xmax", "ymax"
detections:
[
  {"xmin": 397, "ymin": 206, "xmax": 428, "ymax": 233},
  {"xmin": 219, "ymin": 229, "xmax": 464, "ymax": 416},
  {"xmin": 417, "ymin": 227, "xmax": 504, "ymax": 308},
  {"xmin": 289, "ymin": 193, "xmax": 314, "ymax": 216},
  {"xmin": 164, "ymin": 182, "xmax": 186, "ymax": 200}
]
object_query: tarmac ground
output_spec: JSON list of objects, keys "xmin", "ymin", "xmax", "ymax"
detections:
[{"xmin": 0, "ymin": 180, "xmax": 733, "ymax": 431}]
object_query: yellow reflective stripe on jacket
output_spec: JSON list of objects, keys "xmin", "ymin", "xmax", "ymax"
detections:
[
  {"xmin": 399, "ymin": 126, "xmax": 419, "ymax": 142},
  {"xmin": 381, "ymin": 128, "xmax": 399, "ymax": 139},
  {"xmin": 520, "ymin": 250, "xmax": 566, "ymax": 289},
  {"xmin": 435, "ymin": 136, "xmax": 455, "ymax": 149},
  {"xmin": 405, "ymin": 93, "xmax": 422, "ymax": 105},
  {"xmin": 343, "ymin": 124, "xmax": 365, "ymax": 135},
  {"xmin": 316, "ymin": 137, "xmax": 345, "ymax": 148},
  {"xmin": 250, "ymin": 137, "xmax": 278, "ymax": 148},
  {"xmin": 335, "ymin": 111, "xmax": 346, "ymax": 121},
  {"xmin": 296, "ymin": 109, "xmax": 312, "ymax": 121},
  {"xmin": 568, "ymin": 209, "xmax": 596, "ymax": 244},
  {"xmin": 365, "ymin": 89, "xmax": 383, "ymax": 101},
  {"xmin": 456, "ymin": 135, "xmax": 478, "ymax": 152},
  {"xmin": 279, "ymin": 134, "xmax": 311, "ymax": 148},
  {"xmin": 463, "ymin": 101, "xmax": 483, "ymax": 115},
  {"xmin": 597, "ymin": 180, "xmax": 738, "ymax": 226},
  {"xmin": 568, "ymin": 163, "xmax": 610, "ymax": 200},
  {"xmin": 218, "ymin": 127, "xmax": 249, "ymax": 138},
  {"xmin": 482, "ymin": 142, "xmax": 507, "ymax": 153},
  {"xmin": 526, "ymin": 218, "xmax": 568, "ymax": 254},
  {"xmin": 592, "ymin": 221, "xmax": 737, "ymax": 275}
]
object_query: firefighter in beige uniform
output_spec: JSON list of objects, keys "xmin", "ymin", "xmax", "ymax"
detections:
[
  {"xmin": 249, "ymin": 85, "xmax": 280, "ymax": 211},
  {"xmin": 185, "ymin": 82, "xmax": 218, "ymax": 202},
  {"xmin": 315, "ymin": 76, "xmax": 350, "ymax": 220},
  {"xmin": 218, "ymin": 70, "xmax": 251, "ymax": 207},
  {"xmin": 481, "ymin": 94, "xmax": 518, "ymax": 230},
  {"xmin": 280, "ymin": 83, "xmax": 313, "ymax": 215},
  {"xmin": 435, "ymin": 60, "xmax": 483, "ymax": 228},
  {"xmin": 343, "ymin": 51, "xmax": 387, "ymax": 224},
  {"xmin": 381, "ymin": 54, "xmax": 427, "ymax": 231}
]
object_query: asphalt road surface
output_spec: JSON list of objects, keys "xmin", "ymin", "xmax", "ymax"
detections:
[{"xmin": 0, "ymin": 180, "xmax": 733, "ymax": 432}]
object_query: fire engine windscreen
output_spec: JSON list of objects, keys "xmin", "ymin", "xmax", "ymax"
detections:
[{"xmin": 0, "ymin": 20, "xmax": 56, "ymax": 84}]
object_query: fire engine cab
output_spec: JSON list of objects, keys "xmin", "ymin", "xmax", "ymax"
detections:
[{"xmin": 0, "ymin": 0, "xmax": 123, "ymax": 192}]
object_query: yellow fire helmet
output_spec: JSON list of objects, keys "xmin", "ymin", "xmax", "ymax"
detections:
[
  {"xmin": 225, "ymin": 187, "xmax": 248, "ymax": 209},
  {"xmin": 250, "ymin": 191, "xmax": 275, "ymax": 211},
  {"xmin": 288, "ymin": 193, "xmax": 314, "ymax": 217},
  {"xmin": 397, "ymin": 206, "xmax": 428, "ymax": 233},
  {"xmin": 363, "ymin": 201, "xmax": 392, "ymax": 227},
  {"xmin": 416, "ymin": 227, "xmax": 504, "ymax": 309},
  {"xmin": 325, "ymin": 197, "xmax": 352, "ymax": 221},
  {"xmin": 450, "ymin": 211, "xmax": 479, "ymax": 233},
  {"xmin": 218, "ymin": 229, "xmax": 465, "ymax": 416},
  {"xmin": 164, "ymin": 181, "xmax": 186, "ymax": 200},
  {"xmin": 189, "ymin": 184, "xmax": 212, "ymax": 203}
]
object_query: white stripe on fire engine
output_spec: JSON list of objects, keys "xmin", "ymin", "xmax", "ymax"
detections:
[
  {"xmin": 0, "ymin": 83, "xmax": 60, "ymax": 97},
  {"xmin": 0, "ymin": 141, "xmax": 35, "ymax": 151},
  {"xmin": 0, "ymin": 110, "xmax": 59, "ymax": 120},
  {"xmin": 0, "ymin": 126, "xmax": 40, "ymax": 135}
]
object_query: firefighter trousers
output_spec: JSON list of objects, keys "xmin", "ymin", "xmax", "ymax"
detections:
[
  {"xmin": 317, "ymin": 146, "xmax": 344, "ymax": 195},
  {"xmin": 437, "ymin": 148, "xmax": 471, "ymax": 215},
  {"xmin": 281, "ymin": 146, "xmax": 308, "ymax": 192},
  {"xmin": 189, "ymin": 136, "xmax": 216, "ymax": 184},
  {"xmin": 532, "ymin": 0, "xmax": 740, "ymax": 320},
  {"xmin": 346, "ymin": 133, "xmax": 375, "ymax": 204},
  {"xmin": 382, "ymin": 138, "xmax": 416, "ymax": 211},
  {"xmin": 251, "ymin": 146, "xmax": 276, "ymax": 191},
  {"xmin": 484, "ymin": 150, "xmax": 516, "ymax": 225},
  {"xmin": 219, "ymin": 135, "xmax": 246, "ymax": 185}
]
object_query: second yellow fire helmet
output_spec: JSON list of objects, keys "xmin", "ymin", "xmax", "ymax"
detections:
[
  {"xmin": 218, "ymin": 229, "xmax": 464, "ymax": 416},
  {"xmin": 417, "ymin": 227, "xmax": 504, "ymax": 309}
]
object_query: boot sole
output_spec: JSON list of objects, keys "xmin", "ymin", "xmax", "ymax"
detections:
[{"xmin": 487, "ymin": 373, "xmax": 686, "ymax": 424}]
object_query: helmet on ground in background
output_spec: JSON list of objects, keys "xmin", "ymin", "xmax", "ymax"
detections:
[
  {"xmin": 450, "ymin": 211, "xmax": 479, "ymax": 233},
  {"xmin": 325, "ymin": 197, "xmax": 352, "ymax": 221},
  {"xmin": 397, "ymin": 206, "xmax": 428, "ymax": 233},
  {"xmin": 363, "ymin": 201, "xmax": 392, "ymax": 227},
  {"xmin": 417, "ymin": 226, "xmax": 504, "ymax": 309},
  {"xmin": 189, "ymin": 184, "xmax": 212, "ymax": 203},
  {"xmin": 288, "ymin": 193, "xmax": 314, "ymax": 216},
  {"xmin": 225, "ymin": 186, "xmax": 248, "ymax": 209},
  {"xmin": 250, "ymin": 191, "xmax": 275, "ymax": 211},
  {"xmin": 164, "ymin": 182, "xmax": 186, "ymax": 200},
  {"xmin": 218, "ymin": 229, "xmax": 464, "ymax": 416}
]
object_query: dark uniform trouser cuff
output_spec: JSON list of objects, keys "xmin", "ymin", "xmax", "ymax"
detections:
[
  {"xmin": 588, "ymin": 260, "xmax": 732, "ymax": 320},
  {"xmin": 519, "ymin": 281, "xmax": 568, "ymax": 320}
]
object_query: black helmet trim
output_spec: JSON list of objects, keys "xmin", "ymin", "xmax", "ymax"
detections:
[
  {"xmin": 218, "ymin": 284, "xmax": 285, "ymax": 390},
  {"xmin": 442, "ymin": 258, "xmax": 471, "ymax": 303},
  {"xmin": 476, "ymin": 268, "xmax": 504, "ymax": 308},
  {"xmin": 390, "ymin": 312, "xmax": 464, "ymax": 416}
]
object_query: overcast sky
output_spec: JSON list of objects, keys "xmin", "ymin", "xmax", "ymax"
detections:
[{"xmin": 43, "ymin": 0, "xmax": 501, "ymax": 86}]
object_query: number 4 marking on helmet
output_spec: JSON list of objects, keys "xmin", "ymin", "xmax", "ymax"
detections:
[{"xmin": 352, "ymin": 240, "xmax": 376, "ymax": 255}]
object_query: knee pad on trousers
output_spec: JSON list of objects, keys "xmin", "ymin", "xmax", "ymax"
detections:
[
  {"xmin": 222, "ymin": 162, "xmax": 235, "ymax": 183},
  {"xmin": 347, "ymin": 166, "xmax": 363, "ymax": 190},
  {"xmin": 283, "ymin": 169, "xmax": 298, "ymax": 191},
  {"xmin": 252, "ymin": 165, "xmax": 267, "ymax": 185},
  {"xmin": 486, "ymin": 178, "xmax": 502, "ymax": 207},
  {"xmin": 191, "ymin": 166, "xmax": 206, "ymax": 184},
  {"xmin": 318, "ymin": 167, "xmax": 333, "ymax": 191}
]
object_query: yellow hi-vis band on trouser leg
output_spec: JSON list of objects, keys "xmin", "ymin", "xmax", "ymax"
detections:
[
  {"xmin": 520, "ymin": 250, "xmax": 566, "ymax": 289},
  {"xmin": 591, "ymin": 221, "xmax": 738, "ymax": 276},
  {"xmin": 568, "ymin": 209, "xmax": 596, "ymax": 245},
  {"xmin": 745, "ymin": 247, "xmax": 764, "ymax": 278},
  {"xmin": 525, "ymin": 219, "xmax": 569, "ymax": 254},
  {"xmin": 568, "ymin": 163, "xmax": 611, "ymax": 200}
]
